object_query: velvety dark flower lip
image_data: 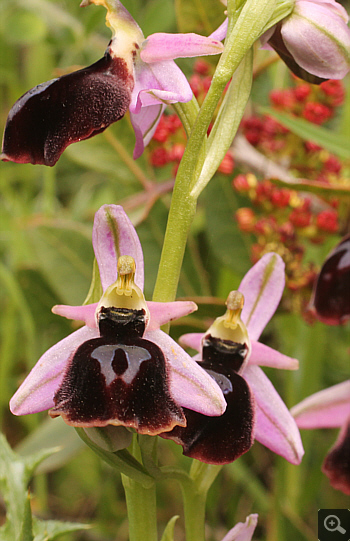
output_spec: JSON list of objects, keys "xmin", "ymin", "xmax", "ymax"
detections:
[
  {"xmin": 50, "ymin": 304, "xmax": 186, "ymax": 434},
  {"xmin": 163, "ymin": 254, "xmax": 304, "ymax": 465},
  {"xmin": 309, "ymin": 234, "xmax": 350, "ymax": 325},
  {"xmin": 292, "ymin": 380, "xmax": 350, "ymax": 494},
  {"xmin": 10, "ymin": 205, "xmax": 226, "ymax": 427},
  {"xmin": 1, "ymin": 52, "xmax": 133, "ymax": 166},
  {"xmin": 1, "ymin": 0, "xmax": 224, "ymax": 166}
]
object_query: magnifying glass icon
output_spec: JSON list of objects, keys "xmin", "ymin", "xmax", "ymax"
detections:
[{"xmin": 324, "ymin": 515, "xmax": 346, "ymax": 534}]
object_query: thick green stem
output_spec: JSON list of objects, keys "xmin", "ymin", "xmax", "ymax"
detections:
[
  {"xmin": 121, "ymin": 436, "xmax": 158, "ymax": 541},
  {"xmin": 181, "ymin": 485, "xmax": 207, "ymax": 541},
  {"xmin": 122, "ymin": 474, "xmax": 158, "ymax": 541}
]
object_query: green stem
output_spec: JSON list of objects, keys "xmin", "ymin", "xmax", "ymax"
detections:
[
  {"xmin": 121, "ymin": 436, "xmax": 158, "ymax": 541},
  {"xmin": 122, "ymin": 474, "xmax": 158, "ymax": 541},
  {"xmin": 152, "ymin": 0, "xmax": 278, "ymax": 304},
  {"xmin": 181, "ymin": 484, "xmax": 207, "ymax": 541}
]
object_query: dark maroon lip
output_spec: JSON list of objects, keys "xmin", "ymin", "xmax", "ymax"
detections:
[{"xmin": 1, "ymin": 52, "xmax": 134, "ymax": 166}]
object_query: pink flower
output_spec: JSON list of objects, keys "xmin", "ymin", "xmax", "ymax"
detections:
[
  {"xmin": 291, "ymin": 380, "xmax": 350, "ymax": 495},
  {"xmin": 1, "ymin": 0, "xmax": 223, "ymax": 165},
  {"xmin": 261, "ymin": 0, "xmax": 350, "ymax": 83},
  {"xmin": 162, "ymin": 253, "xmax": 304, "ymax": 465},
  {"xmin": 10, "ymin": 205, "xmax": 226, "ymax": 435},
  {"xmin": 221, "ymin": 514, "xmax": 258, "ymax": 541}
]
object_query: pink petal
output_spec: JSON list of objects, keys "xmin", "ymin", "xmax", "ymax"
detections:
[
  {"xmin": 10, "ymin": 326, "xmax": 99, "ymax": 415},
  {"xmin": 140, "ymin": 33, "xmax": 223, "ymax": 63},
  {"xmin": 92, "ymin": 205, "xmax": 144, "ymax": 291},
  {"xmin": 281, "ymin": 2, "xmax": 350, "ymax": 78},
  {"xmin": 178, "ymin": 332, "xmax": 203, "ymax": 352},
  {"xmin": 147, "ymin": 300, "xmax": 198, "ymax": 330},
  {"xmin": 244, "ymin": 365, "xmax": 304, "ymax": 464},
  {"xmin": 221, "ymin": 514, "xmax": 258, "ymax": 541},
  {"xmin": 52, "ymin": 303, "xmax": 98, "ymax": 328},
  {"xmin": 130, "ymin": 104, "xmax": 165, "ymax": 159},
  {"xmin": 145, "ymin": 329, "xmax": 226, "ymax": 417},
  {"xmin": 130, "ymin": 60, "xmax": 192, "ymax": 114},
  {"xmin": 249, "ymin": 340, "xmax": 299, "ymax": 370},
  {"xmin": 240, "ymin": 253, "xmax": 285, "ymax": 341},
  {"xmin": 301, "ymin": 0, "xmax": 348, "ymax": 21},
  {"xmin": 291, "ymin": 380, "xmax": 350, "ymax": 429},
  {"xmin": 210, "ymin": 18, "xmax": 228, "ymax": 42}
]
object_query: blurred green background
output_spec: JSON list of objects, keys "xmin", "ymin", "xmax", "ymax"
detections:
[{"xmin": 0, "ymin": 0, "xmax": 349, "ymax": 539}]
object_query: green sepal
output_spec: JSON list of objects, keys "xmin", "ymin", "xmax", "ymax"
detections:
[
  {"xmin": 75, "ymin": 428, "xmax": 154, "ymax": 488},
  {"xmin": 83, "ymin": 257, "xmax": 103, "ymax": 305}
]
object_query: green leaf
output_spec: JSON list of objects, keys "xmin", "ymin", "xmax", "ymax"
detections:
[
  {"xmin": 192, "ymin": 50, "xmax": 253, "ymax": 198},
  {"xmin": 204, "ymin": 176, "xmax": 252, "ymax": 278},
  {"xmin": 28, "ymin": 224, "xmax": 94, "ymax": 305},
  {"xmin": 0, "ymin": 434, "xmax": 88, "ymax": 541},
  {"xmin": 259, "ymin": 106, "xmax": 350, "ymax": 159},
  {"xmin": 16, "ymin": 417, "xmax": 85, "ymax": 475},
  {"xmin": 160, "ymin": 516, "xmax": 179, "ymax": 541}
]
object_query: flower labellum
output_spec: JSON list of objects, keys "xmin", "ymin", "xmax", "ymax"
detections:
[
  {"xmin": 10, "ymin": 205, "xmax": 226, "ymax": 438},
  {"xmin": 163, "ymin": 253, "xmax": 304, "ymax": 465},
  {"xmin": 322, "ymin": 420, "xmax": 350, "ymax": 495},
  {"xmin": 50, "ymin": 256, "xmax": 186, "ymax": 434},
  {"xmin": 1, "ymin": 52, "xmax": 134, "ymax": 166},
  {"xmin": 1, "ymin": 0, "xmax": 224, "ymax": 165},
  {"xmin": 309, "ymin": 234, "xmax": 350, "ymax": 325},
  {"xmin": 162, "ymin": 292, "xmax": 255, "ymax": 464},
  {"xmin": 261, "ymin": 0, "xmax": 350, "ymax": 83},
  {"xmin": 292, "ymin": 380, "xmax": 350, "ymax": 495}
]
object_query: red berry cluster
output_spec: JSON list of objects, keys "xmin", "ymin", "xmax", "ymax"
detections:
[
  {"xmin": 242, "ymin": 79, "xmax": 345, "ymax": 184},
  {"xmin": 148, "ymin": 60, "xmax": 235, "ymax": 176},
  {"xmin": 238, "ymin": 78, "xmax": 345, "ymax": 310},
  {"xmin": 233, "ymin": 80, "xmax": 347, "ymax": 316}
]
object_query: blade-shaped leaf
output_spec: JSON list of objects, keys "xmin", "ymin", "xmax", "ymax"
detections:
[{"xmin": 259, "ymin": 107, "xmax": 350, "ymax": 159}]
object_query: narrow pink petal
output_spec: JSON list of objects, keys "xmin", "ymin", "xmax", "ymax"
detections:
[
  {"xmin": 145, "ymin": 329, "xmax": 226, "ymax": 417},
  {"xmin": 92, "ymin": 205, "xmax": 144, "ymax": 291},
  {"xmin": 129, "ymin": 104, "xmax": 166, "ymax": 159},
  {"xmin": 291, "ymin": 380, "xmax": 350, "ymax": 429},
  {"xmin": 52, "ymin": 303, "xmax": 98, "ymax": 328},
  {"xmin": 221, "ymin": 514, "xmax": 258, "ymax": 541},
  {"xmin": 249, "ymin": 340, "xmax": 299, "ymax": 370},
  {"xmin": 130, "ymin": 60, "xmax": 192, "ymax": 113},
  {"xmin": 281, "ymin": 3, "xmax": 350, "ymax": 78},
  {"xmin": 147, "ymin": 300, "xmax": 197, "ymax": 330},
  {"xmin": 10, "ymin": 326, "xmax": 99, "ymax": 415},
  {"xmin": 244, "ymin": 365, "xmax": 304, "ymax": 464},
  {"xmin": 141, "ymin": 33, "xmax": 223, "ymax": 63},
  {"xmin": 209, "ymin": 18, "xmax": 228, "ymax": 42},
  {"xmin": 178, "ymin": 332, "xmax": 203, "ymax": 352},
  {"xmin": 240, "ymin": 253, "xmax": 285, "ymax": 341}
]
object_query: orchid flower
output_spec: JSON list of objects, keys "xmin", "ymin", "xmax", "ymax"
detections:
[
  {"xmin": 260, "ymin": 0, "xmax": 350, "ymax": 83},
  {"xmin": 213, "ymin": 0, "xmax": 350, "ymax": 83},
  {"xmin": 1, "ymin": 0, "xmax": 223, "ymax": 166},
  {"xmin": 162, "ymin": 253, "xmax": 304, "ymax": 465},
  {"xmin": 10, "ymin": 205, "xmax": 226, "ymax": 438},
  {"xmin": 291, "ymin": 380, "xmax": 350, "ymax": 495},
  {"xmin": 221, "ymin": 514, "xmax": 258, "ymax": 541},
  {"xmin": 309, "ymin": 234, "xmax": 350, "ymax": 325}
]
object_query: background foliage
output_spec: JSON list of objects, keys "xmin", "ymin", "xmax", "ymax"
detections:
[{"xmin": 0, "ymin": 0, "xmax": 349, "ymax": 539}]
